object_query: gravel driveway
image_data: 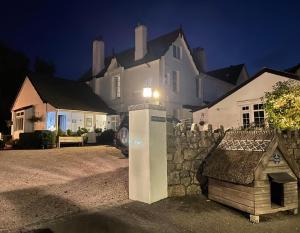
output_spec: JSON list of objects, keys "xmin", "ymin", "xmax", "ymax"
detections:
[{"xmin": 0, "ymin": 146, "xmax": 128, "ymax": 232}]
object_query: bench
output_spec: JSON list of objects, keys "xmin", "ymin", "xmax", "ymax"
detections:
[{"xmin": 58, "ymin": 136, "xmax": 83, "ymax": 148}]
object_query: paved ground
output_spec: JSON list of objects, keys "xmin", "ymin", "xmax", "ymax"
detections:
[
  {"xmin": 0, "ymin": 146, "xmax": 128, "ymax": 232},
  {"xmin": 0, "ymin": 146, "xmax": 299, "ymax": 233},
  {"xmin": 25, "ymin": 194, "xmax": 300, "ymax": 233}
]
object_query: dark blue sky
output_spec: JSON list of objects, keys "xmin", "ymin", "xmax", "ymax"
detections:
[{"xmin": 1, "ymin": 0, "xmax": 300, "ymax": 79}]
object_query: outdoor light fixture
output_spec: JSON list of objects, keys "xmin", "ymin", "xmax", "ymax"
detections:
[
  {"xmin": 143, "ymin": 87, "xmax": 152, "ymax": 98},
  {"xmin": 153, "ymin": 90, "xmax": 160, "ymax": 99}
]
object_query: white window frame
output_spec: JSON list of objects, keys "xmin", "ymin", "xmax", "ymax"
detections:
[
  {"xmin": 241, "ymin": 106, "xmax": 250, "ymax": 129},
  {"xmin": 112, "ymin": 76, "xmax": 121, "ymax": 99},
  {"xmin": 172, "ymin": 71, "xmax": 179, "ymax": 93},
  {"xmin": 15, "ymin": 111, "xmax": 25, "ymax": 131},
  {"xmin": 172, "ymin": 44, "xmax": 181, "ymax": 60},
  {"xmin": 253, "ymin": 104, "xmax": 265, "ymax": 127},
  {"xmin": 196, "ymin": 78, "xmax": 202, "ymax": 98}
]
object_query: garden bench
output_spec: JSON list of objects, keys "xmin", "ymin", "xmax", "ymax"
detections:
[{"xmin": 58, "ymin": 136, "xmax": 83, "ymax": 148}]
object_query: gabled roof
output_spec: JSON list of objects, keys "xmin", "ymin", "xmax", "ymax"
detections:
[
  {"xmin": 27, "ymin": 74, "xmax": 114, "ymax": 114},
  {"xmin": 192, "ymin": 68, "xmax": 300, "ymax": 112},
  {"xmin": 206, "ymin": 64, "xmax": 245, "ymax": 85},
  {"xmin": 203, "ymin": 130, "xmax": 299, "ymax": 185},
  {"xmin": 285, "ymin": 63, "xmax": 300, "ymax": 74},
  {"xmin": 80, "ymin": 28, "xmax": 200, "ymax": 82}
]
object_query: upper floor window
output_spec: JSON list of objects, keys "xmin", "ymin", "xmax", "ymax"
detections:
[
  {"xmin": 172, "ymin": 71, "xmax": 179, "ymax": 93},
  {"xmin": 112, "ymin": 76, "xmax": 120, "ymax": 99},
  {"xmin": 196, "ymin": 78, "xmax": 202, "ymax": 98},
  {"xmin": 172, "ymin": 45, "xmax": 181, "ymax": 59},
  {"xmin": 253, "ymin": 104, "xmax": 264, "ymax": 127}
]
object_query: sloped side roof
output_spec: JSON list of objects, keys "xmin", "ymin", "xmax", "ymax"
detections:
[
  {"xmin": 206, "ymin": 64, "xmax": 245, "ymax": 85},
  {"xmin": 80, "ymin": 28, "xmax": 200, "ymax": 82},
  {"xmin": 28, "ymin": 74, "xmax": 114, "ymax": 114},
  {"xmin": 203, "ymin": 130, "xmax": 275, "ymax": 185},
  {"xmin": 285, "ymin": 63, "xmax": 300, "ymax": 74},
  {"xmin": 192, "ymin": 68, "xmax": 300, "ymax": 112}
]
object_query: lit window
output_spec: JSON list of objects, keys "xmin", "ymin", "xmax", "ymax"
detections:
[
  {"xmin": 85, "ymin": 117, "xmax": 93, "ymax": 127},
  {"xmin": 15, "ymin": 111, "xmax": 24, "ymax": 131},
  {"xmin": 172, "ymin": 45, "xmax": 181, "ymax": 59},
  {"xmin": 172, "ymin": 71, "xmax": 179, "ymax": 93},
  {"xmin": 253, "ymin": 104, "xmax": 264, "ymax": 127}
]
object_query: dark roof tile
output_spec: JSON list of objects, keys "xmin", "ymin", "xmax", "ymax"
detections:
[
  {"xmin": 28, "ymin": 74, "xmax": 114, "ymax": 114},
  {"xmin": 206, "ymin": 64, "xmax": 245, "ymax": 85}
]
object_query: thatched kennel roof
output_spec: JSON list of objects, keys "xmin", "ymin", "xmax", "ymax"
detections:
[{"xmin": 203, "ymin": 130, "xmax": 298, "ymax": 185}]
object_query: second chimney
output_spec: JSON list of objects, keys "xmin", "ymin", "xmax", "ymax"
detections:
[
  {"xmin": 92, "ymin": 38, "xmax": 105, "ymax": 76},
  {"xmin": 193, "ymin": 47, "xmax": 207, "ymax": 72},
  {"xmin": 135, "ymin": 24, "xmax": 147, "ymax": 61}
]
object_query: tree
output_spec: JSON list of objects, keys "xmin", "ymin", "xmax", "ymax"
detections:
[
  {"xmin": 0, "ymin": 42, "xmax": 30, "ymax": 133},
  {"xmin": 34, "ymin": 57, "xmax": 55, "ymax": 76},
  {"xmin": 264, "ymin": 80, "xmax": 300, "ymax": 129}
]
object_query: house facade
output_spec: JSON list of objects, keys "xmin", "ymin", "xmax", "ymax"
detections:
[
  {"xmin": 11, "ymin": 74, "xmax": 114, "ymax": 139},
  {"xmin": 193, "ymin": 68, "xmax": 300, "ymax": 130},
  {"xmin": 81, "ymin": 25, "xmax": 244, "ymax": 121}
]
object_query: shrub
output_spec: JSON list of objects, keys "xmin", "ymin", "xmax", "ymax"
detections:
[
  {"xmin": 0, "ymin": 140, "xmax": 4, "ymax": 149},
  {"xmin": 96, "ymin": 129, "xmax": 115, "ymax": 145},
  {"xmin": 94, "ymin": 128, "xmax": 102, "ymax": 133},
  {"xmin": 66, "ymin": 129, "xmax": 73, "ymax": 136},
  {"xmin": 2, "ymin": 135, "xmax": 12, "ymax": 143},
  {"xmin": 18, "ymin": 130, "xmax": 56, "ymax": 149},
  {"xmin": 77, "ymin": 127, "xmax": 88, "ymax": 136}
]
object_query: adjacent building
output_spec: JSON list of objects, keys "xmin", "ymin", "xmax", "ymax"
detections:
[
  {"xmin": 193, "ymin": 68, "xmax": 300, "ymax": 130},
  {"xmin": 11, "ymin": 74, "xmax": 114, "ymax": 139}
]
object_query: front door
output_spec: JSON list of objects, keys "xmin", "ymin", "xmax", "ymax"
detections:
[{"xmin": 58, "ymin": 115, "xmax": 67, "ymax": 132}]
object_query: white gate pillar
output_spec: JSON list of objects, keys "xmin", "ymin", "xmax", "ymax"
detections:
[{"xmin": 128, "ymin": 104, "xmax": 167, "ymax": 204}]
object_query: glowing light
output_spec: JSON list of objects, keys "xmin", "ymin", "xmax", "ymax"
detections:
[
  {"xmin": 143, "ymin": 88, "xmax": 152, "ymax": 98},
  {"xmin": 153, "ymin": 90, "xmax": 160, "ymax": 99}
]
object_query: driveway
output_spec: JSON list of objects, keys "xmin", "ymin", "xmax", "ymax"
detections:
[{"xmin": 0, "ymin": 146, "xmax": 128, "ymax": 232}]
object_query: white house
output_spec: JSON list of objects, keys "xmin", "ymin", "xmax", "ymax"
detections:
[
  {"xmin": 11, "ymin": 74, "xmax": 114, "ymax": 139},
  {"xmin": 192, "ymin": 68, "xmax": 300, "ymax": 130},
  {"xmin": 80, "ymin": 25, "xmax": 245, "ymax": 121}
]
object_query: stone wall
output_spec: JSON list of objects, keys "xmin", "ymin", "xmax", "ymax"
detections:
[
  {"xmin": 167, "ymin": 125, "xmax": 300, "ymax": 198},
  {"xmin": 167, "ymin": 123, "xmax": 224, "ymax": 197},
  {"xmin": 279, "ymin": 130, "xmax": 300, "ymax": 176}
]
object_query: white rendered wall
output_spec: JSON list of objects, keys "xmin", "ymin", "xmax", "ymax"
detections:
[
  {"xmin": 129, "ymin": 104, "xmax": 167, "ymax": 204},
  {"xmin": 193, "ymin": 72, "xmax": 300, "ymax": 130}
]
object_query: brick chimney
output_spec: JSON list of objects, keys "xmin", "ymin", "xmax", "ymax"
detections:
[
  {"xmin": 193, "ymin": 47, "xmax": 207, "ymax": 72},
  {"xmin": 135, "ymin": 24, "xmax": 147, "ymax": 61},
  {"xmin": 92, "ymin": 37, "xmax": 105, "ymax": 76}
]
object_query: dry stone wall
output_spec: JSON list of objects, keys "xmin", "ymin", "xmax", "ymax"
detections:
[
  {"xmin": 167, "ymin": 123, "xmax": 224, "ymax": 197},
  {"xmin": 279, "ymin": 130, "xmax": 300, "ymax": 176},
  {"xmin": 167, "ymin": 125, "xmax": 300, "ymax": 198}
]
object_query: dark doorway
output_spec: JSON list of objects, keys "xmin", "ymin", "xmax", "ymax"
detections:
[{"xmin": 271, "ymin": 181, "xmax": 284, "ymax": 207}]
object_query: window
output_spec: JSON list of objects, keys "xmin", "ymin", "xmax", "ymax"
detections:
[
  {"xmin": 253, "ymin": 104, "xmax": 264, "ymax": 127},
  {"xmin": 85, "ymin": 117, "xmax": 93, "ymax": 127},
  {"xmin": 172, "ymin": 45, "xmax": 181, "ymax": 59},
  {"xmin": 172, "ymin": 71, "xmax": 179, "ymax": 93},
  {"xmin": 164, "ymin": 73, "xmax": 169, "ymax": 86},
  {"xmin": 196, "ymin": 78, "xmax": 201, "ymax": 98},
  {"xmin": 242, "ymin": 113, "xmax": 250, "ymax": 128},
  {"xmin": 15, "ymin": 111, "xmax": 24, "ymax": 131},
  {"xmin": 113, "ymin": 76, "xmax": 120, "ymax": 99}
]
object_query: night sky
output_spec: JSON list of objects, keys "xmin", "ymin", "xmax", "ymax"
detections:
[{"xmin": 1, "ymin": 0, "xmax": 300, "ymax": 80}]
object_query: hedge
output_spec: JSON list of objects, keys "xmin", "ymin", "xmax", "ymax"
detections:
[{"xmin": 18, "ymin": 130, "xmax": 56, "ymax": 149}]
